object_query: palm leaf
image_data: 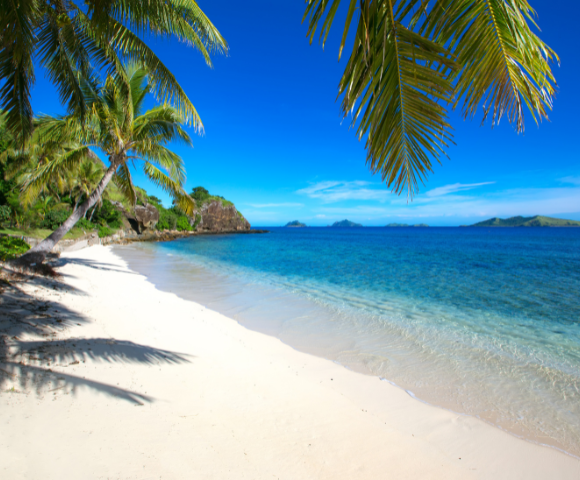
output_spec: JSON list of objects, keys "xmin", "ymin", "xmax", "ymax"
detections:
[
  {"xmin": 20, "ymin": 145, "xmax": 92, "ymax": 205},
  {"xmin": 422, "ymin": 0, "xmax": 558, "ymax": 132},
  {"xmin": 113, "ymin": 162, "xmax": 137, "ymax": 206},
  {"xmin": 142, "ymin": 161, "xmax": 195, "ymax": 215},
  {"xmin": 307, "ymin": 0, "xmax": 457, "ymax": 196},
  {"xmin": 0, "ymin": 0, "xmax": 40, "ymax": 140}
]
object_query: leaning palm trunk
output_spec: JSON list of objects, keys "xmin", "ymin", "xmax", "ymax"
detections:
[{"xmin": 15, "ymin": 163, "xmax": 118, "ymax": 266}]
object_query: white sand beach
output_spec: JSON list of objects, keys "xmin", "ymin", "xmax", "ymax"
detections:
[{"xmin": 1, "ymin": 245, "xmax": 579, "ymax": 479}]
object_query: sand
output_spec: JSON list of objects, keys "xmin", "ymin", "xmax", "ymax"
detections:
[{"xmin": 1, "ymin": 245, "xmax": 579, "ymax": 479}]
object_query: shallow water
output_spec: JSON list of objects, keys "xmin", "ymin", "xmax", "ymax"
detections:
[{"xmin": 114, "ymin": 227, "xmax": 580, "ymax": 456}]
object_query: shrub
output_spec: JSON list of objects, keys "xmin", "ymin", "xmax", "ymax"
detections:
[
  {"xmin": 147, "ymin": 195, "xmax": 162, "ymax": 206},
  {"xmin": 76, "ymin": 218, "xmax": 95, "ymax": 231},
  {"xmin": 191, "ymin": 186, "xmax": 210, "ymax": 204},
  {"xmin": 0, "ymin": 205, "xmax": 11, "ymax": 225},
  {"xmin": 192, "ymin": 214, "xmax": 201, "ymax": 229},
  {"xmin": 157, "ymin": 209, "xmax": 178, "ymax": 231},
  {"xmin": 41, "ymin": 208, "xmax": 70, "ymax": 230},
  {"xmin": 176, "ymin": 216, "xmax": 192, "ymax": 232},
  {"xmin": 98, "ymin": 226, "xmax": 114, "ymax": 238},
  {"xmin": 0, "ymin": 236, "xmax": 30, "ymax": 261},
  {"xmin": 92, "ymin": 200, "xmax": 123, "ymax": 229}
]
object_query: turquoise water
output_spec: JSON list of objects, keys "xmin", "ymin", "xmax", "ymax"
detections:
[{"xmin": 115, "ymin": 227, "xmax": 580, "ymax": 456}]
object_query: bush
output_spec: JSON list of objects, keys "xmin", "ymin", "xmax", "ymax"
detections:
[
  {"xmin": 191, "ymin": 186, "xmax": 210, "ymax": 204},
  {"xmin": 147, "ymin": 195, "xmax": 162, "ymax": 206},
  {"xmin": 157, "ymin": 209, "xmax": 178, "ymax": 231},
  {"xmin": 176, "ymin": 216, "xmax": 192, "ymax": 232},
  {"xmin": 98, "ymin": 226, "xmax": 114, "ymax": 238},
  {"xmin": 0, "ymin": 236, "xmax": 30, "ymax": 261},
  {"xmin": 41, "ymin": 208, "xmax": 70, "ymax": 230},
  {"xmin": 92, "ymin": 200, "xmax": 123, "ymax": 230},
  {"xmin": 0, "ymin": 205, "xmax": 11, "ymax": 225},
  {"xmin": 76, "ymin": 218, "xmax": 95, "ymax": 231}
]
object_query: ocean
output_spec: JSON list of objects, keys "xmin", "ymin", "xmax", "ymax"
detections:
[{"xmin": 114, "ymin": 227, "xmax": 580, "ymax": 457}]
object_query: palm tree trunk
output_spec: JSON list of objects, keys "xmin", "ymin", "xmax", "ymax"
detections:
[{"xmin": 14, "ymin": 163, "xmax": 118, "ymax": 266}]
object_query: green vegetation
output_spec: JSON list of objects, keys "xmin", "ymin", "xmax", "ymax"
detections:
[
  {"xmin": 98, "ymin": 226, "xmax": 115, "ymax": 238},
  {"xmin": 330, "ymin": 220, "xmax": 363, "ymax": 228},
  {"xmin": 143, "ymin": 195, "xmax": 192, "ymax": 232},
  {"xmin": 0, "ymin": 0, "xmax": 226, "ymax": 140},
  {"xmin": 0, "ymin": 236, "xmax": 30, "ymax": 261},
  {"xmin": 7, "ymin": 63, "xmax": 202, "ymax": 263},
  {"xmin": 469, "ymin": 216, "xmax": 580, "ymax": 227},
  {"xmin": 304, "ymin": 1, "xmax": 557, "ymax": 196},
  {"xmin": 191, "ymin": 187, "xmax": 234, "ymax": 208},
  {"xmin": 285, "ymin": 221, "xmax": 307, "ymax": 227},
  {"xmin": 0, "ymin": 125, "xmax": 126, "ymax": 241}
]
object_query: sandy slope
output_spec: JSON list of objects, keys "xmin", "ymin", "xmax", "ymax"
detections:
[{"xmin": 1, "ymin": 246, "xmax": 578, "ymax": 479}]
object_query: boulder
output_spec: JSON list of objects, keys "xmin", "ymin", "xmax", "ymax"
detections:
[
  {"xmin": 196, "ymin": 201, "xmax": 250, "ymax": 233},
  {"xmin": 134, "ymin": 204, "xmax": 159, "ymax": 231}
]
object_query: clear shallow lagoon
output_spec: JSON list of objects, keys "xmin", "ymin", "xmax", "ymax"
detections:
[{"xmin": 115, "ymin": 227, "xmax": 580, "ymax": 456}]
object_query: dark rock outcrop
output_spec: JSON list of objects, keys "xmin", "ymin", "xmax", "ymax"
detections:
[
  {"xmin": 134, "ymin": 204, "xmax": 159, "ymax": 230},
  {"xmin": 195, "ymin": 201, "xmax": 250, "ymax": 233}
]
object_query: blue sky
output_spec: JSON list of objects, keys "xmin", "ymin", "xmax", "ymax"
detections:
[{"xmin": 31, "ymin": 0, "xmax": 580, "ymax": 226}]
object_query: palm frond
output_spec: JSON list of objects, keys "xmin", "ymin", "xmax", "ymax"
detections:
[
  {"xmin": 423, "ymin": 0, "xmax": 558, "ymax": 132},
  {"xmin": 132, "ymin": 106, "xmax": 193, "ymax": 145},
  {"xmin": 81, "ymin": 17, "xmax": 203, "ymax": 131},
  {"xmin": 0, "ymin": 0, "xmax": 40, "ymax": 140},
  {"xmin": 142, "ymin": 161, "xmax": 194, "ymax": 215},
  {"xmin": 134, "ymin": 144, "xmax": 186, "ymax": 185},
  {"xmin": 36, "ymin": 9, "xmax": 97, "ymax": 122},
  {"xmin": 113, "ymin": 162, "xmax": 137, "ymax": 206},
  {"xmin": 306, "ymin": 0, "xmax": 456, "ymax": 196},
  {"xmin": 20, "ymin": 145, "xmax": 92, "ymax": 205},
  {"xmin": 304, "ymin": 0, "xmax": 557, "ymax": 195}
]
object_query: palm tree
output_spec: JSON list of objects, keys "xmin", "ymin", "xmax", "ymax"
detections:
[
  {"xmin": 16, "ymin": 63, "xmax": 195, "ymax": 265},
  {"xmin": 69, "ymin": 159, "xmax": 106, "ymax": 213},
  {"xmin": 303, "ymin": 0, "xmax": 558, "ymax": 196},
  {"xmin": 0, "ymin": 0, "xmax": 227, "ymax": 140}
]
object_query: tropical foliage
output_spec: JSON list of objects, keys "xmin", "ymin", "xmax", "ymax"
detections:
[
  {"xmin": 0, "ymin": 236, "xmax": 30, "ymax": 261},
  {"xmin": 0, "ymin": 0, "xmax": 227, "ymax": 140},
  {"xmin": 303, "ymin": 0, "xmax": 558, "ymax": 196},
  {"xmin": 5, "ymin": 62, "xmax": 197, "ymax": 262}
]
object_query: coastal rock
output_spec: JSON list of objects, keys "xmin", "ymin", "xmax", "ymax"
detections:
[
  {"xmin": 195, "ymin": 201, "xmax": 250, "ymax": 233},
  {"xmin": 134, "ymin": 204, "xmax": 160, "ymax": 230}
]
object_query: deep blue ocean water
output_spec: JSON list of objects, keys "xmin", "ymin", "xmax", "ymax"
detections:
[{"xmin": 116, "ymin": 227, "xmax": 580, "ymax": 456}]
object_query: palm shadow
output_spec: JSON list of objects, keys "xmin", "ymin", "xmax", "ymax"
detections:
[
  {"xmin": 51, "ymin": 256, "xmax": 139, "ymax": 275},
  {"xmin": 0, "ymin": 271, "xmax": 190, "ymax": 405}
]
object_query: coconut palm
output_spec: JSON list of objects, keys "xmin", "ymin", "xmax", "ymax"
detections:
[
  {"xmin": 16, "ymin": 62, "xmax": 195, "ymax": 265},
  {"xmin": 69, "ymin": 159, "xmax": 106, "ymax": 212},
  {"xmin": 0, "ymin": 0, "xmax": 227, "ymax": 140},
  {"xmin": 303, "ymin": 0, "xmax": 558, "ymax": 196}
]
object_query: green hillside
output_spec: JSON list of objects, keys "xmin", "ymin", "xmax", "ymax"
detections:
[
  {"xmin": 470, "ymin": 215, "xmax": 580, "ymax": 227},
  {"xmin": 330, "ymin": 220, "xmax": 363, "ymax": 227}
]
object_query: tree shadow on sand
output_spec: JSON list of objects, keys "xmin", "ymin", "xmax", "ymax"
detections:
[
  {"xmin": 0, "ymin": 271, "xmax": 190, "ymax": 405},
  {"xmin": 51, "ymin": 256, "xmax": 140, "ymax": 275}
]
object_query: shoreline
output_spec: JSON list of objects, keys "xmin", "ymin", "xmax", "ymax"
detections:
[{"xmin": 1, "ymin": 245, "xmax": 579, "ymax": 479}]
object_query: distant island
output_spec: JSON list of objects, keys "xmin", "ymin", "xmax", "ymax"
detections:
[
  {"xmin": 285, "ymin": 220, "xmax": 307, "ymax": 227},
  {"xmin": 467, "ymin": 215, "xmax": 580, "ymax": 227},
  {"xmin": 386, "ymin": 223, "xmax": 429, "ymax": 227},
  {"xmin": 330, "ymin": 219, "xmax": 363, "ymax": 227}
]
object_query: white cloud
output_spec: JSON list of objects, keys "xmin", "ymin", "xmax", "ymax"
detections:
[
  {"xmin": 313, "ymin": 187, "xmax": 580, "ymax": 222},
  {"xmin": 560, "ymin": 176, "xmax": 580, "ymax": 186},
  {"xmin": 296, "ymin": 180, "xmax": 392, "ymax": 203},
  {"xmin": 424, "ymin": 182, "xmax": 495, "ymax": 197},
  {"xmin": 248, "ymin": 203, "xmax": 304, "ymax": 208}
]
